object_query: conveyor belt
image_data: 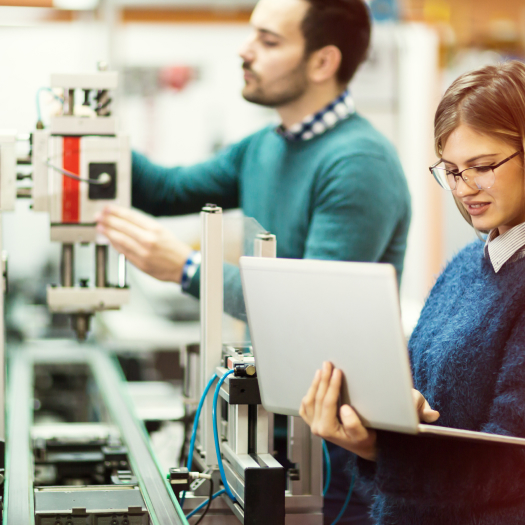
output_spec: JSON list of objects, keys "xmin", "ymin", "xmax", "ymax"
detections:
[
  {"xmin": 4, "ymin": 343, "xmax": 187, "ymax": 525},
  {"xmin": 90, "ymin": 350, "xmax": 187, "ymax": 525}
]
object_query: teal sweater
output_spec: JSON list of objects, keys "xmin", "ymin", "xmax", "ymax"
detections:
[{"xmin": 132, "ymin": 114, "xmax": 411, "ymax": 319}]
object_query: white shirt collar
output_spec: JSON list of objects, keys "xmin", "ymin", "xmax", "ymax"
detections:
[{"xmin": 484, "ymin": 222, "xmax": 525, "ymax": 273}]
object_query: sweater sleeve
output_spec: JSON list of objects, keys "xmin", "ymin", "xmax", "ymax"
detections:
[
  {"xmin": 131, "ymin": 137, "xmax": 251, "ymax": 217},
  {"xmin": 303, "ymin": 153, "xmax": 410, "ymax": 280},
  {"xmin": 373, "ymin": 307, "xmax": 525, "ymax": 508}
]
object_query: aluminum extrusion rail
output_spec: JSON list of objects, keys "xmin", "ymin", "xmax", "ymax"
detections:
[
  {"xmin": 5, "ymin": 350, "xmax": 35, "ymax": 525},
  {"xmin": 89, "ymin": 350, "xmax": 187, "ymax": 525}
]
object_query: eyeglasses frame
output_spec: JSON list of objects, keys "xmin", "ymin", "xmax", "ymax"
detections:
[{"xmin": 429, "ymin": 150, "xmax": 523, "ymax": 191}]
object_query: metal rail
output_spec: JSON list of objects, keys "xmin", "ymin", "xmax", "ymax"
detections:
[
  {"xmin": 90, "ymin": 349, "xmax": 187, "ymax": 525},
  {"xmin": 5, "ymin": 349, "xmax": 35, "ymax": 525}
]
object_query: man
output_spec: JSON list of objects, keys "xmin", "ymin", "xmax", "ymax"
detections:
[{"xmin": 97, "ymin": 0, "xmax": 411, "ymax": 523}]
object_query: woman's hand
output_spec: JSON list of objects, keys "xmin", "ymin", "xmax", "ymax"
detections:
[
  {"xmin": 299, "ymin": 363, "xmax": 441, "ymax": 461},
  {"xmin": 413, "ymin": 389, "xmax": 440, "ymax": 423},
  {"xmin": 299, "ymin": 362, "xmax": 378, "ymax": 461}
]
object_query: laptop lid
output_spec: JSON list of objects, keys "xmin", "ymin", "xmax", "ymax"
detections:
[{"xmin": 240, "ymin": 256, "xmax": 419, "ymax": 435}]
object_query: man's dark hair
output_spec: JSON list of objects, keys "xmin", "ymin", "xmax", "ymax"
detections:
[{"xmin": 302, "ymin": 0, "xmax": 371, "ymax": 85}]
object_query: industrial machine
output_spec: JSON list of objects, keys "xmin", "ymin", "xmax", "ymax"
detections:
[
  {"xmin": 0, "ymin": 66, "xmax": 187, "ymax": 525},
  {"xmin": 174, "ymin": 205, "xmax": 323, "ymax": 524},
  {"xmin": 0, "ymin": 67, "xmax": 324, "ymax": 525},
  {"xmin": 1, "ymin": 63, "xmax": 130, "ymax": 342}
]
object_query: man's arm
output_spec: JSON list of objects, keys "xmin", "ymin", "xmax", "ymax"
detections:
[
  {"xmin": 96, "ymin": 135, "xmax": 254, "ymax": 284},
  {"xmin": 99, "ymin": 149, "xmax": 410, "ymax": 320},
  {"xmin": 185, "ymin": 262, "xmax": 246, "ymax": 320},
  {"xmin": 131, "ymin": 137, "xmax": 250, "ymax": 217},
  {"xmin": 96, "ymin": 206, "xmax": 193, "ymax": 282}
]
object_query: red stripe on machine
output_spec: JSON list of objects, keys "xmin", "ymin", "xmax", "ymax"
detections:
[{"xmin": 62, "ymin": 136, "xmax": 80, "ymax": 223}]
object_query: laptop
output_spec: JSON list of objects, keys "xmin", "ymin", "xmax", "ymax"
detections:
[{"xmin": 239, "ymin": 256, "xmax": 525, "ymax": 446}]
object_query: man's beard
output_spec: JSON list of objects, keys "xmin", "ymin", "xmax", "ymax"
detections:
[{"xmin": 242, "ymin": 61, "xmax": 309, "ymax": 108}]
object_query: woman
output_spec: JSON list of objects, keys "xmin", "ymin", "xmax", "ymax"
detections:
[{"xmin": 300, "ymin": 60, "xmax": 525, "ymax": 524}]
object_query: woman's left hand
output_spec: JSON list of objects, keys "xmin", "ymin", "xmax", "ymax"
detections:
[
  {"xmin": 412, "ymin": 389, "xmax": 440, "ymax": 423},
  {"xmin": 299, "ymin": 361, "xmax": 378, "ymax": 461}
]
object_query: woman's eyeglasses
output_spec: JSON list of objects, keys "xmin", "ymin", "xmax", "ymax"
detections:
[{"xmin": 429, "ymin": 150, "xmax": 522, "ymax": 191}]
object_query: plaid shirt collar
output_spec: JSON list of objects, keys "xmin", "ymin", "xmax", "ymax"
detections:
[{"xmin": 276, "ymin": 89, "xmax": 355, "ymax": 142}]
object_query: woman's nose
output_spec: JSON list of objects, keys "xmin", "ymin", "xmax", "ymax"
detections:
[{"xmin": 455, "ymin": 176, "xmax": 478, "ymax": 196}]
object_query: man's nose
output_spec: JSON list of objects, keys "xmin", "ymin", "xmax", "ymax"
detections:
[{"xmin": 239, "ymin": 36, "xmax": 256, "ymax": 63}]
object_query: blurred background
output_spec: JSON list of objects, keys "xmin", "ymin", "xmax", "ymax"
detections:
[{"xmin": 1, "ymin": 0, "xmax": 524, "ymax": 467}]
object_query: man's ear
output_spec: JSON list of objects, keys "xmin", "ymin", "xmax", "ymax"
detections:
[{"xmin": 307, "ymin": 45, "xmax": 342, "ymax": 84}]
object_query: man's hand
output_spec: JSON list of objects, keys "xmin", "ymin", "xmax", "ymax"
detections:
[
  {"xmin": 96, "ymin": 205, "xmax": 193, "ymax": 283},
  {"xmin": 299, "ymin": 362, "xmax": 378, "ymax": 461}
]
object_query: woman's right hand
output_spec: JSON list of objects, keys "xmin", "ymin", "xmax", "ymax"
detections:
[
  {"xmin": 299, "ymin": 361, "xmax": 378, "ymax": 461},
  {"xmin": 299, "ymin": 363, "xmax": 441, "ymax": 462}
]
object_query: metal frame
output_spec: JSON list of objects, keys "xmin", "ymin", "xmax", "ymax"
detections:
[
  {"xmin": 185, "ymin": 208, "xmax": 323, "ymax": 524},
  {"xmin": 200, "ymin": 205, "xmax": 224, "ymax": 468}
]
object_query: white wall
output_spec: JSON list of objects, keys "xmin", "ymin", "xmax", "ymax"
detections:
[{"xmin": 116, "ymin": 23, "xmax": 275, "ymax": 163}]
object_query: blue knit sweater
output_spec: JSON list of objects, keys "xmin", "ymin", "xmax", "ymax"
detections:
[{"xmin": 364, "ymin": 240, "xmax": 525, "ymax": 524}]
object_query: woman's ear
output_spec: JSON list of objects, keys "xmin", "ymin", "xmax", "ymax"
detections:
[{"xmin": 307, "ymin": 45, "xmax": 342, "ymax": 84}]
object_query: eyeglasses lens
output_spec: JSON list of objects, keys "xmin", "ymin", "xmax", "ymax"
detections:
[
  {"xmin": 431, "ymin": 166, "xmax": 453, "ymax": 190},
  {"xmin": 432, "ymin": 165, "xmax": 495, "ymax": 191}
]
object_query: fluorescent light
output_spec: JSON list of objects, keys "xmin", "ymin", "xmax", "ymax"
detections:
[{"xmin": 54, "ymin": 0, "xmax": 99, "ymax": 10}]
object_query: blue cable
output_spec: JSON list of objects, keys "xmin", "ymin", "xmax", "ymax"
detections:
[
  {"xmin": 330, "ymin": 473, "xmax": 356, "ymax": 525},
  {"xmin": 185, "ymin": 488, "xmax": 226, "ymax": 519},
  {"xmin": 212, "ymin": 369, "xmax": 237, "ymax": 502},
  {"xmin": 181, "ymin": 373, "xmax": 218, "ymax": 508},
  {"xmin": 322, "ymin": 439, "xmax": 331, "ymax": 497},
  {"xmin": 183, "ymin": 369, "xmax": 348, "ymax": 520}
]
